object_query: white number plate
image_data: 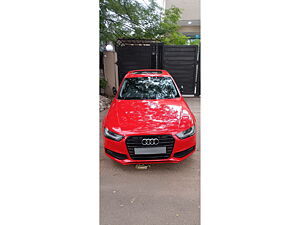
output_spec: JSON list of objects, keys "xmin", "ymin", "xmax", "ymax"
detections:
[{"xmin": 134, "ymin": 147, "xmax": 166, "ymax": 155}]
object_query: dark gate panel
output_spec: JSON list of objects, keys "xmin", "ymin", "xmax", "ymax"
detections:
[
  {"xmin": 116, "ymin": 46, "xmax": 152, "ymax": 84},
  {"xmin": 162, "ymin": 45, "xmax": 198, "ymax": 95},
  {"xmin": 195, "ymin": 44, "xmax": 201, "ymax": 96}
]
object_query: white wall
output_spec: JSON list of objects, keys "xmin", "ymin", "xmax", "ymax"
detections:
[{"xmin": 164, "ymin": 0, "xmax": 200, "ymax": 21}]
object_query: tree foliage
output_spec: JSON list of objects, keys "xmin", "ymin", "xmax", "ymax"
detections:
[
  {"xmin": 188, "ymin": 39, "xmax": 201, "ymax": 46},
  {"xmin": 100, "ymin": 0, "xmax": 188, "ymax": 46}
]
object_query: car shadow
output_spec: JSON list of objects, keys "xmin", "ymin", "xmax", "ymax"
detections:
[{"xmin": 107, "ymin": 153, "xmax": 199, "ymax": 174}]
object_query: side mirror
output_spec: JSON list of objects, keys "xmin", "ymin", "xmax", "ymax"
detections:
[
  {"xmin": 112, "ymin": 87, "xmax": 117, "ymax": 95},
  {"xmin": 180, "ymin": 85, "xmax": 184, "ymax": 94}
]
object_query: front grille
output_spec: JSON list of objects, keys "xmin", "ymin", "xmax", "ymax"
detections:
[{"xmin": 126, "ymin": 135, "xmax": 175, "ymax": 160}]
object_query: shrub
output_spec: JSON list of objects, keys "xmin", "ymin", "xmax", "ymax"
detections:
[{"xmin": 100, "ymin": 78, "xmax": 108, "ymax": 89}]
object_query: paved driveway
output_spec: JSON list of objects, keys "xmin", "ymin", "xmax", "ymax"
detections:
[{"xmin": 100, "ymin": 97, "xmax": 200, "ymax": 225}]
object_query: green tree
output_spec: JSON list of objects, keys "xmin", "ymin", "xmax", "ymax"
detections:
[
  {"xmin": 100, "ymin": 0, "xmax": 188, "ymax": 46},
  {"xmin": 188, "ymin": 39, "xmax": 201, "ymax": 46}
]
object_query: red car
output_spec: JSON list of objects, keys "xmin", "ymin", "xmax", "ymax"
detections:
[{"xmin": 102, "ymin": 69, "xmax": 196, "ymax": 165}]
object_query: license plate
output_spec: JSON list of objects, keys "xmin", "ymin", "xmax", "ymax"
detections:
[{"xmin": 134, "ymin": 147, "xmax": 166, "ymax": 155}]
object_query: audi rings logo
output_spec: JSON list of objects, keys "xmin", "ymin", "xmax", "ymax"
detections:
[{"xmin": 141, "ymin": 138, "xmax": 159, "ymax": 146}]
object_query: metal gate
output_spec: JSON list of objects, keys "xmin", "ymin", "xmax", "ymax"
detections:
[
  {"xmin": 115, "ymin": 40, "xmax": 200, "ymax": 96},
  {"xmin": 162, "ymin": 45, "xmax": 198, "ymax": 95},
  {"xmin": 196, "ymin": 45, "xmax": 201, "ymax": 96},
  {"xmin": 116, "ymin": 45, "xmax": 153, "ymax": 84}
]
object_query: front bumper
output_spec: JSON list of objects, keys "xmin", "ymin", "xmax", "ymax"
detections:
[{"xmin": 103, "ymin": 134, "xmax": 196, "ymax": 165}]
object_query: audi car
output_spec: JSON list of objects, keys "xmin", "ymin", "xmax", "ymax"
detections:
[{"xmin": 102, "ymin": 69, "xmax": 196, "ymax": 165}]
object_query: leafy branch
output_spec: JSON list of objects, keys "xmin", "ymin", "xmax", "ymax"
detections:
[{"xmin": 100, "ymin": 0, "xmax": 188, "ymax": 46}]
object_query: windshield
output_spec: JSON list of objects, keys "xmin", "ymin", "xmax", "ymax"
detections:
[{"xmin": 118, "ymin": 77, "xmax": 180, "ymax": 100}]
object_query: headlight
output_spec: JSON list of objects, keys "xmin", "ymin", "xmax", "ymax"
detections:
[
  {"xmin": 104, "ymin": 128, "xmax": 124, "ymax": 141},
  {"xmin": 176, "ymin": 126, "xmax": 195, "ymax": 139}
]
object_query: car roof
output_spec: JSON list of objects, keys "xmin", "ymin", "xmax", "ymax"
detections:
[{"xmin": 124, "ymin": 69, "xmax": 171, "ymax": 78}]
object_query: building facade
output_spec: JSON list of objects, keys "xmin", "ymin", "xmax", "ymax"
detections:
[{"xmin": 163, "ymin": 0, "xmax": 200, "ymax": 39}]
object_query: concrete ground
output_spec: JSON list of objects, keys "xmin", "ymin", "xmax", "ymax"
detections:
[{"xmin": 100, "ymin": 97, "xmax": 200, "ymax": 225}]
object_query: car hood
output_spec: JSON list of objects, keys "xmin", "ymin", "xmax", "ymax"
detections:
[{"xmin": 104, "ymin": 98, "xmax": 195, "ymax": 136}]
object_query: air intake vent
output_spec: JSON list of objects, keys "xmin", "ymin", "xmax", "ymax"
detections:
[
  {"xmin": 105, "ymin": 149, "xmax": 128, "ymax": 160},
  {"xmin": 174, "ymin": 146, "xmax": 195, "ymax": 158}
]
